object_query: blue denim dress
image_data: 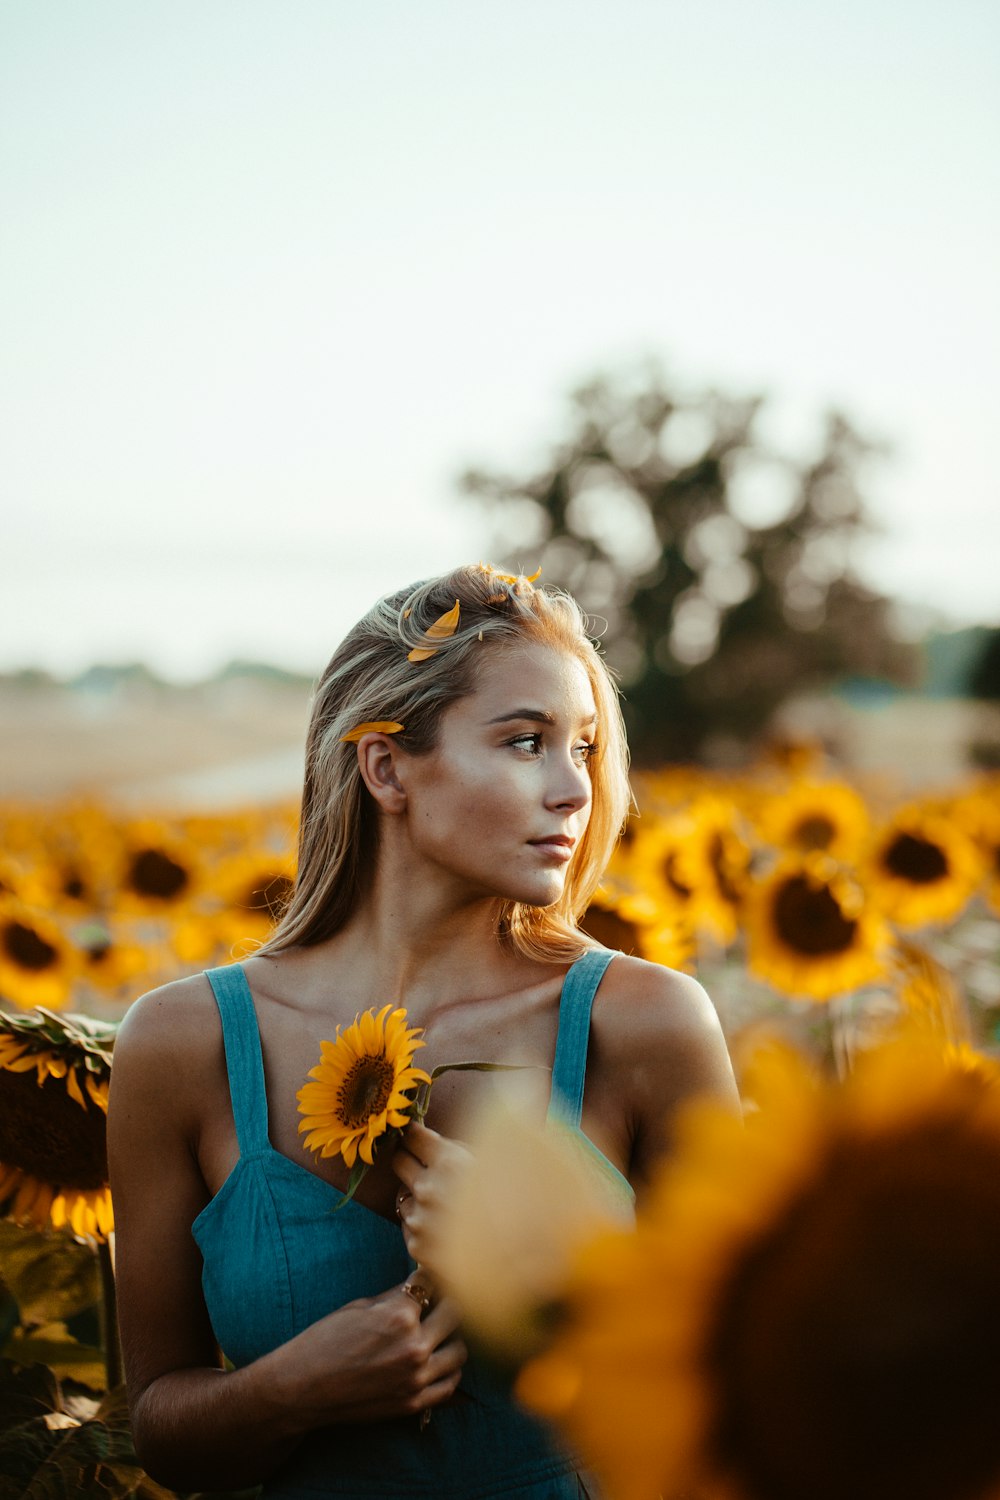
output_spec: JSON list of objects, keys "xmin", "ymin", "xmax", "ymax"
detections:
[{"xmin": 192, "ymin": 950, "xmax": 633, "ymax": 1498}]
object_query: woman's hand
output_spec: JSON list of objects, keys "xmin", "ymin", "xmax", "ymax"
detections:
[
  {"xmin": 287, "ymin": 1279, "xmax": 467, "ymax": 1426},
  {"xmin": 392, "ymin": 1120, "xmax": 474, "ymax": 1273}
]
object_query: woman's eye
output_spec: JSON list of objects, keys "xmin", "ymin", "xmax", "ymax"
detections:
[
  {"xmin": 510, "ymin": 734, "xmax": 543, "ymax": 754},
  {"xmin": 574, "ymin": 742, "xmax": 599, "ymax": 763}
]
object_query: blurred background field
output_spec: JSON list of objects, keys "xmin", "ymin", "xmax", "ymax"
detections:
[{"xmin": 2, "ymin": 1, "xmax": 999, "ymax": 1491}]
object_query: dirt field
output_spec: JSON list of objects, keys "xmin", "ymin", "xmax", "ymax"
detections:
[{"xmin": 1, "ymin": 676, "xmax": 994, "ymax": 808}]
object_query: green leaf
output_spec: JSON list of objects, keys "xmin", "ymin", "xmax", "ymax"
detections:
[
  {"xmin": 0, "ymin": 1366, "xmax": 162, "ymax": 1499},
  {"xmin": 4, "ymin": 1322, "xmax": 107, "ymax": 1391},
  {"xmin": 428, "ymin": 1061, "xmax": 549, "ymax": 1080},
  {"xmin": 331, "ymin": 1160, "xmax": 369, "ymax": 1213},
  {"xmin": 0, "ymin": 1222, "xmax": 100, "ymax": 1330}
]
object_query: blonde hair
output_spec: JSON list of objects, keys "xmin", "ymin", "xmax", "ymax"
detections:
[{"xmin": 261, "ymin": 563, "xmax": 631, "ymax": 965}]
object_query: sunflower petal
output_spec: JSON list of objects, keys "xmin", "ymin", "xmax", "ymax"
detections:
[
  {"xmin": 407, "ymin": 600, "xmax": 461, "ymax": 661},
  {"xmin": 340, "ymin": 722, "xmax": 405, "ymax": 744}
]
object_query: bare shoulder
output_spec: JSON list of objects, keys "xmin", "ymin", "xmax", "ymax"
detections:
[
  {"xmin": 110, "ymin": 973, "xmax": 224, "ymax": 1136},
  {"xmin": 593, "ymin": 952, "xmax": 726, "ymax": 1053},
  {"xmin": 590, "ymin": 952, "xmax": 739, "ymax": 1121}
]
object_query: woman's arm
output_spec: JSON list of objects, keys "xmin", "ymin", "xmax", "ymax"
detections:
[
  {"xmin": 108, "ymin": 984, "xmax": 466, "ymax": 1492},
  {"xmin": 591, "ymin": 958, "xmax": 740, "ymax": 1192}
]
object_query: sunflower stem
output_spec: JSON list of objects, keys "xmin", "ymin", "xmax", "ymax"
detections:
[
  {"xmin": 828, "ymin": 994, "xmax": 853, "ymax": 1081},
  {"xmin": 98, "ymin": 1237, "xmax": 122, "ymax": 1391}
]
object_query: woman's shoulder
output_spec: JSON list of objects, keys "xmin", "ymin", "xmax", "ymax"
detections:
[
  {"xmin": 588, "ymin": 951, "xmax": 737, "ymax": 1102},
  {"xmin": 591, "ymin": 950, "xmax": 719, "ymax": 1037},
  {"xmin": 111, "ymin": 972, "xmax": 225, "ymax": 1121}
]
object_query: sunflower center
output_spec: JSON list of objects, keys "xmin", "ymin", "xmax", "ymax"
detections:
[
  {"xmin": 338, "ymin": 1054, "xmax": 396, "ymax": 1130},
  {"xmin": 2, "ymin": 920, "xmax": 58, "ymax": 972},
  {"xmin": 883, "ymin": 833, "xmax": 948, "ymax": 885},
  {"xmin": 238, "ymin": 874, "xmax": 294, "ymax": 920},
  {"xmin": 772, "ymin": 875, "xmax": 857, "ymax": 956},
  {"xmin": 61, "ymin": 868, "xmax": 88, "ymax": 902},
  {"xmin": 581, "ymin": 905, "xmax": 639, "ymax": 954},
  {"xmin": 127, "ymin": 848, "xmax": 190, "ymax": 900},
  {"xmin": 792, "ymin": 814, "xmax": 836, "ymax": 851},
  {"xmin": 663, "ymin": 853, "xmax": 692, "ymax": 900},
  {"xmin": 0, "ymin": 1066, "xmax": 108, "ymax": 1189},
  {"xmin": 708, "ymin": 1116, "xmax": 1000, "ymax": 1500},
  {"xmin": 710, "ymin": 833, "xmax": 745, "ymax": 905}
]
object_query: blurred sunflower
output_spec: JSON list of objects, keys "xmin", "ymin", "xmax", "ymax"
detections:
[
  {"xmin": 950, "ymin": 781, "xmax": 1000, "ymax": 916},
  {"xmin": 519, "ymin": 1041, "xmax": 1000, "ymax": 1500},
  {"xmin": 892, "ymin": 939, "xmax": 971, "ymax": 1046},
  {"xmin": 631, "ymin": 800, "xmax": 750, "ymax": 947},
  {"xmin": 753, "ymin": 777, "xmax": 870, "ymax": 862},
  {"xmin": 580, "ymin": 887, "xmax": 693, "ymax": 972},
  {"xmin": 172, "ymin": 855, "xmax": 296, "ymax": 964},
  {"xmin": 744, "ymin": 854, "xmax": 887, "ymax": 1002},
  {"xmin": 74, "ymin": 919, "xmax": 151, "ymax": 998},
  {"xmin": 0, "ymin": 1007, "xmax": 115, "ymax": 1241},
  {"xmin": 114, "ymin": 820, "xmax": 200, "ymax": 914},
  {"xmin": 866, "ymin": 804, "xmax": 983, "ymax": 929},
  {"xmin": 0, "ymin": 898, "xmax": 79, "ymax": 1010}
]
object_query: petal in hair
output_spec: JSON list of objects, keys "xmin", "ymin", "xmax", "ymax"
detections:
[
  {"xmin": 407, "ymin": 599, "xmax": 461, "ymax": 662},
  {"xmin": 340, "ymin": 721, "xmax": 405, "ymax": 743}
]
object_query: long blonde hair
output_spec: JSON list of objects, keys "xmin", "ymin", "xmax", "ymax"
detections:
[{"xmin": 261, "ymin": 563, "xmax": 631, "ymax": 964}]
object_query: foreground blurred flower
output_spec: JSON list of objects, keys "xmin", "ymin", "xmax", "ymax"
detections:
[
  {"xmin": 428, "ymin": 1087, "xmax": 635, "ymax": 1364},
  {"xmin": 867, "ymin": 805, "xmax": 982, "ymax": 929},
  {"xmin": 0, "ymin": 898, "xmax": 79, "ymax": 1011},
  {"xmin": 745, "ymin": 854, "xmax": 887, "ymax": 1001},
  {"xmin": 0, "ymin": 1008, "xmax": 116, "ymax": 1240},
  {"xmin": 519, "ymin": 1042, "xmax": 1000, "ymax": 1500}
]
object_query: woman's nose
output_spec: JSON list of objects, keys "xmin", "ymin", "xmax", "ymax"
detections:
[{"xmin": 545, "ymin": 756, "xmax": 591, "ymax": 813}]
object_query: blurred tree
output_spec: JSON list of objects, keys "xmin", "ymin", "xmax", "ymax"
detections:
[
  {"xmin": 969, "ymin": 628, "xmax": 1000, "ymax": 701},
  {"xmin": 461, "ymin": 367, "xmax": 917, "ymax": 763}
]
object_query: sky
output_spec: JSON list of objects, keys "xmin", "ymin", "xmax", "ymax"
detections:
[{"xmin": 2, "ymin": 0, "xmax": 998, "ymax": 680}]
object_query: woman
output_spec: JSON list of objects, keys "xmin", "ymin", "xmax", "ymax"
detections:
[{"xmin": 108, "ymin": 563, "xmax": 738, "ymax": 1498}]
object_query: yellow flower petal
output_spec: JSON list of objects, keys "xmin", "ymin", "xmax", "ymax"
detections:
[
  {"xmin": 340, "ymin": 721, "xmax": 405, "ymax": 744},
  {"xmin": 407, "ymin": 600, "xmax": 461, "ymax": 661}
]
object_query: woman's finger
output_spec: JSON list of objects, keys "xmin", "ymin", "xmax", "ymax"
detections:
[{"xmin": 420, "ymin": 1292, "xmax": 463, "ymax": 1344}]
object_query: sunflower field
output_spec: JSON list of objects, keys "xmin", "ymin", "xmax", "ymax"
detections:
[{"xmin": 2, "ymin": 751, "xmax": 1000, "ymax": 1498}]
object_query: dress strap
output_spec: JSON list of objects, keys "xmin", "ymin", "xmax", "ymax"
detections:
[
  {"xmin": 547, "ymin": 948, "xmax": 616, "ymax": 1127},
  {"xmin": 204, "ymin": 964, "xmax": 270, "ymax": 1158}
]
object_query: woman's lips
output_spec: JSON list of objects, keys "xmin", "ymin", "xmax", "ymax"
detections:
[{"xmin": 528, "ymin": 837, "xmax": 575, "ymax": 862}]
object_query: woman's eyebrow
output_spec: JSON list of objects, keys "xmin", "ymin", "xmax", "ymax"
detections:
[{"xmin": 486, "ymin": 708, "xmax": 598, "ymax": 726}]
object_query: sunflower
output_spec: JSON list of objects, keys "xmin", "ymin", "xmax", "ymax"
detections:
[
  {"xmin": 222, "ymin": 852, "xmax": 296, "ymax": 938},
  {"xmin": 866, "ymin": 804, "xmax": 983, "ymax": 929},
  {"xmin": 518, "ymin": 1040, "xmax": 1000, "ymax": 1500},
  {"xmin": 0, "ymin": 897, "xmax": 79, "ymax": 1011},
  {"xmin": 580, "ymin": 887, "xmax": 693, "ymax": 972},
  {"xmin": 630, "ymin": 799, "xmax": 750, "ymax": 947},
  {"xmin": 74, "ymin": 918, "xmax": 152, "ymax": 998},
  {"xmin": 297, "ymin": 1005, "xmax": 431, "ymax": 1170},
  {"xmin": 891, "ymin": 939, "xmax": 971, "ymax": 1046},
  {"xmin": 950, "ymin": 780, "xmax": 1000, "ymax": 916},
  {"xmin": 0, "ymin": 1007, "xmax": 116, "ymax": 1241},
  {"xmin": 744, "ymin": 853, "xmax": 887, "ymax": 1002},
  {"xmin": 114, "ymin": 820, "xmax": 199, "ymax": 914},
  {"xmin": 753, "ymin": 776, "xmax": 870, "ymax": 863}
]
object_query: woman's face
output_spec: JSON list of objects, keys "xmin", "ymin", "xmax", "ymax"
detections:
[{"xmin": 397, "ymin": 640, "xmax": 598, "ymax": 908}]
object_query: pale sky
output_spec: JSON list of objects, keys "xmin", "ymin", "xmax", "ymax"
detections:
[{"xmin": 2, "ymin": 0, "xmax": 998, "ymax": 679}]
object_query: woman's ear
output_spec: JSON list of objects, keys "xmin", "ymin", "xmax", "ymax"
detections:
[{"xmin": 356, "ymin": 733, "xmax": 408, "ymax": 814}]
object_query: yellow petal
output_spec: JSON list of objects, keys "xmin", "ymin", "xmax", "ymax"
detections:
[
  {"xmin": 407, "ymin": 600, "xmax": 461, "ymax": 662},
  {"xmin": 340, "ymin": 721, "xmax": 405, "ymax": 744}
]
